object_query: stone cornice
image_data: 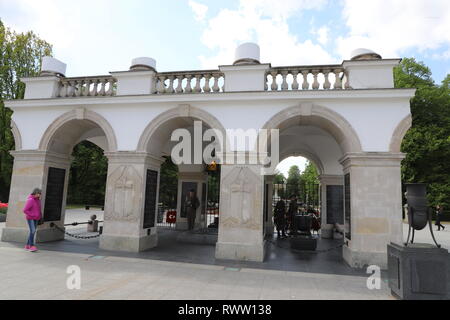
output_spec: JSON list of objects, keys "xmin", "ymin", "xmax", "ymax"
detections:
[
  {"xmin": 339, "ymin": 152, "xmax": 406, "ymax": 169},
  {"xmin": 104, "ymin": 151, "xmax": 165, "ymax": 166},
  {"xmin": 5, "ymin": 88, "xmax": 416, "ymax": 109},
  {"xmin": 10, "ymin": 150, "xmax": 72, "ymax": 164}
]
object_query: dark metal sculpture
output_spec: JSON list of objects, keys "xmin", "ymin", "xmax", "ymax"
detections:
[{"xmin": 405, "ymin": 183, "xmax": 440, "ymax": 248}]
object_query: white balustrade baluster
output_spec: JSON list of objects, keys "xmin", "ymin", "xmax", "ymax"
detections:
[
  {"xmin": 107, "ymin": 78, "xmax": 114, "ymax": 95},
  {"xmin": 167, "ymin": 76, "xmax": 175, "ymax": 94},
  {"xmin": 74, "ymin": 81, "xmax": 82, "ymax": 97},
  {"xmin": 334, "ymin": 69, "xmax": 342, "ymax": 90},
  {"xmin": 99, "ymin": 79, "xmax": 106, "ymax": 96},
  {"xmin": 93, "ymin": 79, "xmax": 100, "ymax": 96},
  {"xmin": 175, "ymin": 75, "xmax": 183, "ymax": 93},
  {"xmin": 185, "ymin": 75, "xmax": 192, "ymax": 93},
  {"xmin": 270, "ymin": 71, "xmax": 278, "ymax": 91},
  {"xmin": 312, "ymin": 70, "xmax": 320, "ymax": 90},
  {"xmin": 203, "ymin": 74, "xmax": 211, "ymax": 93},
  {"xmin": 157, "ymin": 76, "xmax": 166, "ymax": 94},
  {"xmin": 291, "ymin": 71, "xmax": 299, "ymax": 90},
  {"xmin": 212, "ymin": 74, "xmax": 220, "ymax": 92},
  {"xmin": 301, "ymin": 70, "xmax": 309, "ymax": 90},
  {"xmin": 281, "ymin": 71, "xmax": 288, "ymax": 91},
  {"xmin": 81, "ymin": 79, "xmax": 89, "ymax": 96},
  {"xmin": 323, "ymin": 70, "xmax": 331, "ymax": 90},
  {"xmin": 194, "ymin": 75, "xmax": 201, "ymax": 93}
]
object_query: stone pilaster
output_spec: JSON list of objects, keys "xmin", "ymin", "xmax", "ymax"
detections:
[
  {"xmin": 2, "ymin": 150, "xmax": 71, "ymax": 243},
  {"xmin": 99, "ymin": 152, "xmax": 164, "ymax": 252},
  {"xmin": 319, "ymin": 175, "xmax": 344, "ymax": 239},
  {"xmin": 339, "ymin": 152, "xmax": 405, "ymax": 269},
  {"xmin": 215, "ymin": 163, "xmax": 265, "ymax": 262},
  {"xmin": 176, "ymin": 165, "xmax": 208, "ymax": 231}
]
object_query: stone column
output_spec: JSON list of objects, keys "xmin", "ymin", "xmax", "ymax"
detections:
[
  {"xmin": 340, "ymin": 153, "xmax": 404, "ymax": 269},
  {"xmin": 264, "ymin": 175, "xmax": 275, "ymax": 237},
  {"xmin": 2, "ymin": 151, "xmax": 71, "ymax": 243},
  {"xmin": 215, "ymin": 164, "xmax": 265, "ymax": 262},
  {"xmin": 99, "ymin": 152, "xmax": 164, "ymax": 252},
  {"xmin": 319, "ymin": 175, "xmax": 344, "ymax": 239},
  {"xmin": 175, "ymin": 165, "xmax": 208, "ymax": 231}
]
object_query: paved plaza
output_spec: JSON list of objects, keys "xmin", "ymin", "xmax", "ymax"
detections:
[{"xmin": 0, "ymin": 209, "xmax": 449, "ymax": 300}]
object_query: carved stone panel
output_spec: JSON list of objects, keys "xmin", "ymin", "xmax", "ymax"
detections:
[
  {"xmin": 220, "ymin": 166, "xmax": 262, "ymax": 229},
  {"xmin": 106, "ymin": 165, "xmax": 142, "ymax": 222}
]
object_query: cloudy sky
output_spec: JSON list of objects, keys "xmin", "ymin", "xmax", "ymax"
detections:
[
  {"xmin": 1, "ymin": 0, "xmax": 449, "ymax": 83},
  {"xmin": 1, "ymin": 0, "xmax": 449, "ymax": 176}
]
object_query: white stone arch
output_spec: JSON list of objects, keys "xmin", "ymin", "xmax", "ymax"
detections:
[
  {"xmin": 39, "ymin": 108, "xmax": 118, "ymax": 153},
  {"xmin": 10, "ymin": 119, "xmax": 22, "ymax": 151},
  {"xmin": 137, "ymin": 105, "xmax": 227, "ymax": 154},
  {"xmin": 389, "ymin": 114, "xmax": 412, "ymax": 153},
  {"xmin": 260, "ymin": 103, "xmax": 363, "ymax": 154}
]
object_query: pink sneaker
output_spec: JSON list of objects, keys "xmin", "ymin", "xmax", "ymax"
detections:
[
  {"xmin": 24, "ymin": 245, "xmax": 30, "ymax": 250},
  {"xmin": 29, "ymin": 246, "xmax": 38, "ymax": 252}
]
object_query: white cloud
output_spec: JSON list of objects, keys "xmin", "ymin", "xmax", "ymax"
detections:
[
  {"xmin": 189, "ymin": 0, "xmax": 208, "ymax": 22},
  {"xmin": 316, "ymin": 26, "xmax": 329, "ymax": 46},
  {"xmin": 337, "ymin": 0, "xmax": 450, "ymax": 59},
  {"xmin": 198, "ymin": 0, "xmax": 335, "ymax": 68}
]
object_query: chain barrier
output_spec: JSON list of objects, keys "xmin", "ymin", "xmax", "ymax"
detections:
[{"xmin": 50, "ymin": 222, "xmax": 101, "ymax": 240}]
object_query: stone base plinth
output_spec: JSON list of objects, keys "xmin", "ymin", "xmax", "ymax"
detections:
[
  {"xmin": 99, "ymin": 234, "xmax": 157, "ymax": 252},
  {"xmin": 215, "ymin": 241, "xmax": 266, "ymax": 262},
  {"xmin": 343, "ymin": 244, "xmax": 388, "ymax": 269},
  {"xmin": 388, "ymin": 243, "xmax": 448, "ymax": 300},
  {"xmin": 1, "ymin": 226, "xmax": 64, "ymax": 243}
]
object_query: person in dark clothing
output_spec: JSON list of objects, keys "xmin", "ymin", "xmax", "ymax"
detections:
[
  {"xmin": 435, "ymin": 205, "xmax": 446, "ymax": 231},
  {"xmin": 274, "ymin": 199, "xmax": 287, "ymax": 238},
  {"xmin": 185, "ymin": 189, "xmax": 200, "ymax": 230},
  {"xmin": 287, "ymin": 195, "xmax": 298, "ymax": 235}
]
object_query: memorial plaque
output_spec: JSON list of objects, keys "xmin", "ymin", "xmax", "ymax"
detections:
[
  {"xmin": 143, "ymin": 169, "xmax": 158, "ymax": 229},
  {"xmin": 43, "ymin": 167, "xmax": 66, "ymax": 222},
  {"xmin": 344, "ymin": 173, "xmax": 351, "ymax": 240},
  {"xmin": 326, "ymin": 185, "xmax": 344, "ymax": 224},
  {"xmin": 181, "ymin": 182, "xmax": 197, "ymax": 218}
]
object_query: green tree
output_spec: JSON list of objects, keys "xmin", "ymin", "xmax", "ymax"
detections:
[
  {"xmin": 67, "ymin": 141, "xmax": 108, "ymax": 205},
  {"xmin": 0, "ymin": 20, "xmax": 52, "ymax": 201},
  {"xmin": 301, "ymin": 161, "xmax": 319, "ymax": 206},
  {"xmin": 159, "ymin": 157, "xmax": 178, "ymax": 208},
  {"xmin": 395, "ymin": 58, "xmax": 450, "ymax": 212},
  {"xmin": 286, "ymin": 165, "xmax": 301, "ymax": 198}
]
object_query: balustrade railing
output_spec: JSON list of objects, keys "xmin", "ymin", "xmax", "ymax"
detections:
[
  {"xmin": 58, "ymin": 76, "xmax": 116, "ymax": 98},
  {"xmin": 54, "ymin": 65, "xmax": 351, "ymax": 98},
  {"xmin": 155, "ymin": 70, "xmax": 224, "ymax": 94},
  {"xmin": 265, "ymin": 65, "xmax": 350, "ymax": 91}
]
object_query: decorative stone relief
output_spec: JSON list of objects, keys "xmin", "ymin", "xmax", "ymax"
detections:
[
  {"xmin": 106, "ymin": 165, "xmax": 142, "ymax": 222},
  {"xmin": 221, "ymin": 166, "xmax": 261, "ymax": 229}
]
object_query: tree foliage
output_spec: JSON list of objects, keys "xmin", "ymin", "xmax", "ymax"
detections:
[
  {"xmin": 395, "ymin": 58, "xmax": 450, "ymax": 212},
  {"xmin": 286, "ymin": 165, "xmax": 301, "ymax": 198},
  {"xmin": 0, "ymin": 20, "xmax": 52, "ymax": 201},
  {"xmin": 67, "ymin": 141, "xmax": 108, "ymax": 205}
]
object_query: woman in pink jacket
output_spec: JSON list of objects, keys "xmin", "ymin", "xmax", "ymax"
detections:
[{"xmin": 23, "ymin": 188, "xmax": 42, "ymax": 252}]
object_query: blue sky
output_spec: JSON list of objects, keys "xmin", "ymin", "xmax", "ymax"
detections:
[{"xmin": 1, "ymin": 0, "xmax": 449, "ymax": 176}]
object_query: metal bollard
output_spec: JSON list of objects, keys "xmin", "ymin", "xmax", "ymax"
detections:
[{"xmin": 87, "ymin": 215, "xmax": 98, "ymax": 232}]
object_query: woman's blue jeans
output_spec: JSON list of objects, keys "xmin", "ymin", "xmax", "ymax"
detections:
[{"xmin": 26, "ymin": 219, "xmax": 37, "ymax": 246}]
